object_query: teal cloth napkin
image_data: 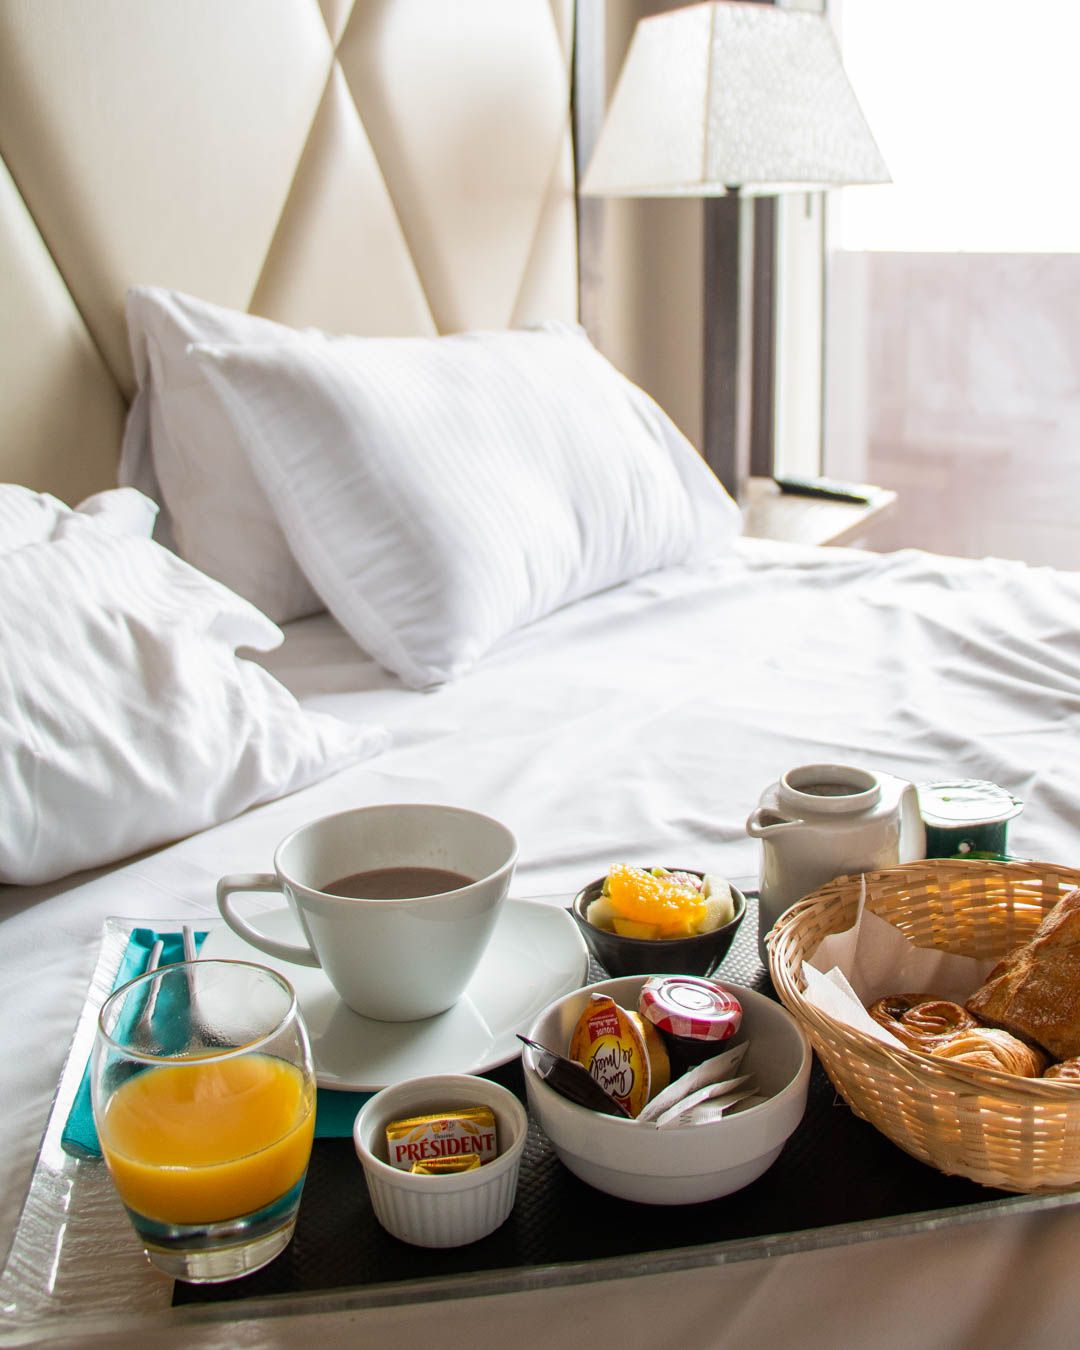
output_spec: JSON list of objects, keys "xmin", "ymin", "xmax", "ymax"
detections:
[{"xmin": 61, "ymin": 927, "xmax": 372, "ymax": 1159}]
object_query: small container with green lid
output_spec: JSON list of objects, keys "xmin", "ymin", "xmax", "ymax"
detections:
[{"xmin": 917, "ymin": 780, "xmax": 1024, "ymax": 859}]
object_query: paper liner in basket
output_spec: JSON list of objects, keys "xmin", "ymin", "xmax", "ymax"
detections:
[{"xmin": 799, "ymin": 877, "xmax": 998, "ymax": 1050}]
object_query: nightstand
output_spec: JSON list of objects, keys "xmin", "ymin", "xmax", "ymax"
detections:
[{"xmin": 740, "ymin": 477, "xmax": 897, "ymax": 548}]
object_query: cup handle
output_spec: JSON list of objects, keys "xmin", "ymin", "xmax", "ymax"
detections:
[{"xmin": 216, "ymin": 873, "xmax": 322, "ymax": 968}]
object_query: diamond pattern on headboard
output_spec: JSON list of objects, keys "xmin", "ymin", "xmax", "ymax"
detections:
[{"xmin": 0, "ymin": 0, "xmax": 577, "ymax": 501}]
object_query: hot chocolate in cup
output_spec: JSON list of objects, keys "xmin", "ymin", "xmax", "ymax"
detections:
[{"xmin": 217, "ymin": 804, "xmax": 518, "ymax": 1022}]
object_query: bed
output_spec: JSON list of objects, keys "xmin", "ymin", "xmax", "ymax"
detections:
[{"xmin": 3, "ymin": 3, "xmax": 1080, "ymax": 1347}]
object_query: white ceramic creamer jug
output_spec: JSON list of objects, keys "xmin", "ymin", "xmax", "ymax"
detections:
[{"xmin": 746, "ymin": 764, "xmax": 926, "ymax": 961}]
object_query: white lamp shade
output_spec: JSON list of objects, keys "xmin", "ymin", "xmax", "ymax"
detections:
[{"xmin": 581, "ymin": 1, "xmax": 890, "ymax": 197}]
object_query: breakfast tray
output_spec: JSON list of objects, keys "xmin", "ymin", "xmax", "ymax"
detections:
[{"xmin": 4, "ymin": 899, "xmax": 1080, "ymax": 1347}]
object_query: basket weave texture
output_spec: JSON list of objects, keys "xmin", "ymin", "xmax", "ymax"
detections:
[{"xmin": 768, "ymin": 859, "xmax": 1080, "ymax": 1194}]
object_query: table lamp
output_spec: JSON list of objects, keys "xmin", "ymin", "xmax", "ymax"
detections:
[{"xmin": 580, "ymin": 0, "xmax": 890, "ymax": 498}]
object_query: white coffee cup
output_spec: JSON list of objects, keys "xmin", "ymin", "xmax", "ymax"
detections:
[{"xmin": 216, "ymin": 804, "xmax": 518, "ymax": 1022}]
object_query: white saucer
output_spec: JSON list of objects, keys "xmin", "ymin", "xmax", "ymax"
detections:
[{"xmin": 200, "ymin": 899, "xmax": 588, "ymax": 1092}]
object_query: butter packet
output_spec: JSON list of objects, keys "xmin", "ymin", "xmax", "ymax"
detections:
[
  {"xmin": 385, "ymin": 1107, "xmax": 497, "ymax": 1172},
  {"xmin": 411, "ymin": 1154, "xmax": 483, "ymax": 1175}
]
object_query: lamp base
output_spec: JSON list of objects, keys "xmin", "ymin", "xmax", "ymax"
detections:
[{"xmin": 703, "ymin": 193, "xmax": 755, "ymax": 499}]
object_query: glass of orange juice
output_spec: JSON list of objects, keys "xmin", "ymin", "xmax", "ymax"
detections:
[{"xmin": 92, "ymin": 959, "xmax": 316, "ymax": 1283}]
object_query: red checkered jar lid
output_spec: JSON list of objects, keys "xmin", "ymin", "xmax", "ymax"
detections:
[{"xmin": 639, "ymin": 976, "xmax": 742, "ymax": 1042}]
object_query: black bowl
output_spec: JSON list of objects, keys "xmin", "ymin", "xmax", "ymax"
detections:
[{"xmin": 568, "ymin": 872, "xmax": 747, "ymax": 978}]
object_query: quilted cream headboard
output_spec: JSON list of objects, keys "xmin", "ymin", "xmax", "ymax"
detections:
[{"xmin": 0, "ymin": 0, "xmax": 578, "ymax": 503}]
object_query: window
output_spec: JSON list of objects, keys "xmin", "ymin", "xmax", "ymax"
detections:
[{"xmin": 817, "ymin": 0, "xmax": 1080, "ymax": 564}]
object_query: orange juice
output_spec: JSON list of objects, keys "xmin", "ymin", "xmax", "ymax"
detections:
[{"xmin": 99, "ymin": 1054, "xmax": 315, "ymax": 1225}]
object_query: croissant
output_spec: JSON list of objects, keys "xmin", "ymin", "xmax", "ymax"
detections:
[
  {"xmin": 1044, "ymin": 1057, "xmax": 1080, "ymax": 1083},
  {"xmin": 929, "ymin": 1027, "xmax": 1049, "ymax": 1077},
  {"xmin": 868, "ymin": 994, "xmax": 978, "ymax": 1050}
]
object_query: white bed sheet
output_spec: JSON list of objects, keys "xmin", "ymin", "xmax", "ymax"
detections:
[{"xmin": 3, "ymin": 537, "xmax": 1080, "ymax": 1348}]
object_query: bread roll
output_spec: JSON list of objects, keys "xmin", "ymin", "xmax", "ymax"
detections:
[
  {"xmin": 868, "ymin": 994, "xmax": 977, "ymax": 1050},
  {"xmin": 929, "ymin": 1027, "xmax": 1048, "ymax": 1077},
  {"xmin": 965, "ymin": 888, "xmax": 1080, "ymax": 1060}
]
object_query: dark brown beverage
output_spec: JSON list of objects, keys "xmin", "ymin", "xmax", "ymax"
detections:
[{"xmin": 325, "ymin": 866, "xmax": 474, "ymax": 900}]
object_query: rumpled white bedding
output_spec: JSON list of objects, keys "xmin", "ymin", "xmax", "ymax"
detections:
[{"xmin": 3, "ymin": 536, "xmax": 1080, "ymax": 1348}]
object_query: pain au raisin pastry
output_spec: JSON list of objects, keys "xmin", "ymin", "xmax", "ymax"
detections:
[
  {"xmin": 1044, "ymin": 1057, "xmax": 1080, "ymax": 1083},
  {"xmin": 965, "ymin": 887, "xmax": 1080, "ymax": 1061},
  {"xmin": 929, "ymin": 1027, "xmax": 1049, "ymax": 1077},
  {"xmin": 868, "ymin": 994, "xmax": 978, "ymax": 1050}
]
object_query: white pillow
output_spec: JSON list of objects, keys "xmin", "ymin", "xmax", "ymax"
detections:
[
  {"xmin": 120, "ymin": 286, "xmax": 323, "ymax": 623},
  {"xmin": 0, "ymin": 498, "xmax": 387, "ymax": 886},
  {"xmin": 189, "ymin": 324, "xmax": 742, "ymax": 689}
]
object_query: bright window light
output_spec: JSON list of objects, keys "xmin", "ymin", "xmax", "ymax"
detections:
[{"xmin": 834, "ymin": 0, "xmax": 1080, "ymax": 252}]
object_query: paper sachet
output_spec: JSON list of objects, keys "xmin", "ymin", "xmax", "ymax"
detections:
[
  {"xmin": 653, "ymin": 1079, "xmax": 762, "ymax": 1129},
  {"xmin": 800, "ymin": 876, "xmax": 997, "ymax": 1050},
  {"xmin": 637, "ymin": 1042, "xmax": 758, "ymax": 1128}
]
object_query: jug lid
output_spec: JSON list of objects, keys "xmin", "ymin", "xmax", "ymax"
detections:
[
  {"xmin": 778, "ymin": 764, "xmax": 880, "ymax": 816},
  {"xmin": 917, "ymin": 779, "xmax": 1023, "ymax": 828}
]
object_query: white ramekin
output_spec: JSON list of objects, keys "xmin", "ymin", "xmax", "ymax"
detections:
[{"xmin": 353, "ymin": 1073, "xmax": 528, "ymax": 1247}]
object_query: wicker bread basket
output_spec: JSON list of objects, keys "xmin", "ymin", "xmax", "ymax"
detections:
[{"xmin": 768, "ymin": 859, "xmax": 1080, "ymax": 1194}]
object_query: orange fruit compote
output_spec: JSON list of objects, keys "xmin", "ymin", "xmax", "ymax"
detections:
[{"xmin": 605, "ymin": 864, "xmax": 707, "ymax": 938}]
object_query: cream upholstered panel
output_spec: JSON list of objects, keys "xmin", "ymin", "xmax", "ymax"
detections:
[
  {"xmin": 0, "ymin": 157, "xmax": 127, "ymax": 504},
  {"xmin": 338, "ymin": 0, "xmax": 573, "ymax": 334},
  {"xmin": 0, "ymin": 0, "xmax": 577, "ymax": 502}
]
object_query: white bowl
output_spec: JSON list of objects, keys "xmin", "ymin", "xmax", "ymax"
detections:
[
  {"xmin": 353, "ymin": 1073, "xmax": 527, "ymax": 1247},
  {"xmin": 522, "ymin": 975, "xmax": 811, "ymax": 1204}
]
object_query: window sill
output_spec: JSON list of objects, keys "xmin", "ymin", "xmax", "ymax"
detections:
[{"xmin": 740, "ymin": 477, "xmax": 897, "ymax": 548}]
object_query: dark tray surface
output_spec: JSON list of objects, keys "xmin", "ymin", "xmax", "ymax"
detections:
[{"xmin": 174, "ymin": 901, "xmax": 1020, "ymax": 1309}]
